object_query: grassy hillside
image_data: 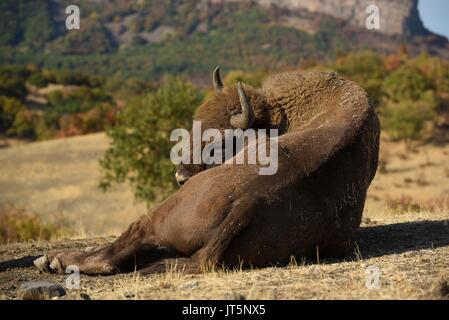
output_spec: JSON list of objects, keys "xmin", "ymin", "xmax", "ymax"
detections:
[
  {"xmin": 0, "ymin": 133, "xmax": 144, "ymax": 236},
  {"xmin": 0, "ymin": 2, "xmax": 342, "ymax": 80}
]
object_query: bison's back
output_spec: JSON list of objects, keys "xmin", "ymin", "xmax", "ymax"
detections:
[{"xmin": 220, "ymin": 72, "xmax": 380, "ymax": 266}]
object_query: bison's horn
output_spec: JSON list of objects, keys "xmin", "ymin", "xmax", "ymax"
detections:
[
  {"xmin": 231, "ymin": 82, "xmax": 255, "ymax": 129},
  {"xmin": 213, "ymin": 66, "xmax": 224, "ymax": 93}
]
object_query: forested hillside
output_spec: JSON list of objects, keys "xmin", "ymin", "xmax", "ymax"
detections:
[{"xmin": 0, "ymin": 0, "xmax": 448, "ymax": 81}]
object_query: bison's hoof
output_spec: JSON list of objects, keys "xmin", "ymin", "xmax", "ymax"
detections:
[
  {"xmin": 33, "ymin": 255, "xmax": 53, "ymax": 273},
  {"xmin": 102, "ymin": 263, "xmax": 118, "ymax": 274},
  {"xmin": 49, "ymin": 257, "xmax": 64, "ymax": 273}
]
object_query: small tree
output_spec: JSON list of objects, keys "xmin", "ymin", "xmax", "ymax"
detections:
[
  {"xmin": 28, "ymin": 72, "xmax": 49, "ymax": 88},
  {"xmin": 382, "ymin": 65, "xmax": 430, "ymax": 102},
  {"xmin": 99, "ymin": 77, "xmax": 203, "ymax": 203},
  {"xmin": 381, "ymin": 91, "xmax": 438, "ymax": 140},
  {"xmin": 8, "ymin": 109, "xmax": 37, "ymax": 138},
  {"xmin": 0, "ymin": 96, "xmax": 25, "ymax": 133}
]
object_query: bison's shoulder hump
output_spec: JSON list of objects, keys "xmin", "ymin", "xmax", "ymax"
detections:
[
  {"xmin": 260, "ymin": 71, "xmax": 377, "ymax": 178},
  {"xmin": 262, "ymin": 71, "xmax": 371, "ymax": 128}
]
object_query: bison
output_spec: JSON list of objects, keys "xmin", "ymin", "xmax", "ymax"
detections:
[{"xmin": 34, "ymin": 69, "xmax": 380, "ymax": 275}]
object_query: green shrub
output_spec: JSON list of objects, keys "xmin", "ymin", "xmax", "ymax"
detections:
[
  {"xmin": 107, "ymin": 77, "xmax": 152, "ymax": 98},
  {"xmin": 57, "ymin": 103, "xmax": 117, "ymax": 138},
  {"xmin": 47, "ymin": 86, "xmax": 112, "ymax": 123},
  {"xmin": 0, "ymin": 204, "xmax": 70, "ymax": 244},
  {"xmin": 99, "ymin": 77, "xmax": 203, "ymax": 203},
  {"xmin": 0, "ymin": 69, "xmax": 27, "ymax": 99},
  {"xmin": 223, "ymin": 70, "xmax": 266, "ymax": 88},
  {"xmin": 34, "ymin": 117, "xmax": 55, "ymax": 141},
  {"xmin": 0, "ymin": 96, "xmax": 25, "ymax": 133},
  {"xmin": 22, "ymin": 0, "xmax": 56, "ymax": 48},
  {"xmin": 28, "ymin": 72, "xmax": 49, "ymax": 88},
  {"xmin": 51, "ymin": 23, "xmax": 117, "ymax": 54},
  {"xmin": 381, "ymin": 91, "xmax": 438, "ymax": 140},
  {"xmin": 8, "ymin": 109, "xmax": 37, "ymax": 138},
  {"xmin": 0, "ymin": 0, "xmax": 55, "ymax": 48},
  {"xmin": 43, "ymin": 69, "xmax": 103, "ymax": 87},
  {"xmin": 410, "ymin": 53, "xmax": 449, "ymax": 98},
  {"xmin": 383, "ymin": 65, "xmax": 430, "ymax": 102},
  {"xmin": 0, "ymin": 3, "xmax": 21, "ymax": 45}
]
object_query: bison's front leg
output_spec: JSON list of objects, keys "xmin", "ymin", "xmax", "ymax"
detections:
[
  {"xmin": 34, "ymin": 245, "xmax": 118, "ymax": 275},
  {"xmin": 35, "ymin": 217, "xmax": 160, "ymax": 275}
]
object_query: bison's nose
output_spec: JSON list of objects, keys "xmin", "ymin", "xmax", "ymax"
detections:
[{"xmin": 175, "ymin": 170, "xmax": 191, "ymax": 186}]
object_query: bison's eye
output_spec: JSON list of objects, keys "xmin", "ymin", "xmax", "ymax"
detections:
[{"xmin": 175, "ymin": 167, "xmax": 193, "ymax": 185}]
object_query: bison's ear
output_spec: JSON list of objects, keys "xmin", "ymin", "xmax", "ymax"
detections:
[
  {"xmin": 213, "ymin": 66, "xmax": 224, "ymax": 93},
  {"xmin": 231, "ymin": 82, "xmax": 255, "ymax": 129}
]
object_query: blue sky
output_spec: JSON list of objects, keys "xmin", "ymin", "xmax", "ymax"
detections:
[{"xmin": 418, "ymin": 0, "xmax": 449, "ymax": 39}]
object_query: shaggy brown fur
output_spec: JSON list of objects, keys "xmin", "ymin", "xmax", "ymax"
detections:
[{"xmin": 34, "ymin": 71, "xmax": 380, "ymax": 275}]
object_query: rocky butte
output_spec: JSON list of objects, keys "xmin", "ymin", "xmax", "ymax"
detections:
[
  {"xmin": 217, "ymin": 0, "xmax": 427, "ymax": 36},
  {"xmin": 205, "ymin": 0, "xmax": 448, "ymax": 57}
]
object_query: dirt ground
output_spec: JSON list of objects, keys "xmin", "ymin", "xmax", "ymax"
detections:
[
  {"xmin": 1, "ymin": 211, "xmax": 448, "ymax": 300},
  {"xmin": 1, "ymin": 134, "xmax": 449, "ymax": 299}
]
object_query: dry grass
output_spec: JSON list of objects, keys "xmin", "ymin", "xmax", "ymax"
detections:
[
  {"xmin": 423, "ymin": 195, "xmax": 449, "ymax": 212},
  {"xmin": 0, "ymin": 133, "xmax": 145, "ymax": 236},
  {"xmin": 364, "ymin": 138, "xmax": 449, "ymax": 222},
  {"xmin": 71, "ymin": 212, "xmax": 449, "ymax": 300},
  {"xmin": 386, "ymin": 195, "xmax": 422, "ymax": 214},
  {"xmin": 0, "ymin": 204, "xmax": 71, "ymax": 245},
  {"xmin": 1, "ymin": 209, "xmax": 448, "ymax": 300},
  {"xmin": 384, "ymin": 194, "xmax": 449, "ymax": 216}
]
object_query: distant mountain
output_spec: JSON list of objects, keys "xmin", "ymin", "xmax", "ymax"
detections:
[
  {"xmin": 0, "ymin": 0, "xmax": 448, "ymax": 81},
  {"xmin": 229, "ymin": 0, "xmax": 429, "ymax": 36}
]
